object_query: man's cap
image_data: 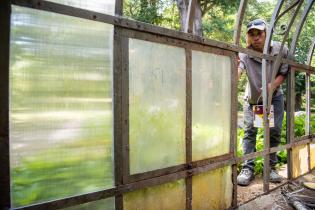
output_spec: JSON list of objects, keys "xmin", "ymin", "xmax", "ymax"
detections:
[{"xmin": 247, "ymin": 19, "xmax": 267, "ymax": 33}]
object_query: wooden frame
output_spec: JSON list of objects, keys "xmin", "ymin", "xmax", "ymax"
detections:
[{"xmin": 2, "ymin": 0, "xmax": 315, "ymax": 209}]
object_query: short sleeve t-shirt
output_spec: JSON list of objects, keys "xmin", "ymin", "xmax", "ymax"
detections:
[{"xmin": 238, "ymin": 41, "xmax": 289, "ymax": 104}]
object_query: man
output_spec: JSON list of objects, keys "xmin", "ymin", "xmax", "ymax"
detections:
[{"xmin": 237, "ymin": 19, "xmax": 289, "ymax": 186}]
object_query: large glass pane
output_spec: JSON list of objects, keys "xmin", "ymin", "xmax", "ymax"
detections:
[
  {"xmin": 63, "ymin": 197, "xmax": 115, "ymax": 210},
  {"xmin": 48, "ymin": 0, "xmax": 115, "ymax": 15},
  {"xmin": 192, "ymin": 166, "xmax": 232, "ymax": 210},
  {"xmin": 10, "ymin": 6, "xmax": 114, "ymax": 207},
  {"xmin": 123, "ymin": 179, "xmax": 186, "ymax": 210},
  {"xmin": 192, "ymin": 50, "xmax": 231, "ymax": 161},
  {"xmin": 129, "ymin": 39, "xmax": 186, "ymax": 174},
  {"xmin": 292, "ymin": 145, "xmax": 309, "ymax": 178}
]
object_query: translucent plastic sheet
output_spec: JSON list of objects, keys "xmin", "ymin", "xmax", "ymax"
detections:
[
  {"xmin": 123, "ymin": 180, "xmax": 186, "ymax": 210},
  {"xmin": 129, "ymin": 39, "xmax": 186, "ymax": 174},
  {"xmin": 310, "ymin": 143, "xmax": 315, "ymax": 169},
  {"xmin": 10, "ymin": 6, "xmax": 114, "ymax": 207},
  {"xmin": 192, "ymin": 50, "xmax": 231, "ymax": 161},
  {"xmin": 292, "ymin": 145, "xmax": 309, "ymax": 178},
  {"xmin": 63, "ymin": 197, "xmax": 115, "ymax": 210},
  {"xmin": 48, "ymin": 0, "xmax": 115, "ymax": 15},
  {"xmin": 192, "ymin": 166, "xmax": 232, "ymax": 210}
]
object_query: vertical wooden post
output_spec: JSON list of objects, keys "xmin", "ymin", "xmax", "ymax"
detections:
[
  {"xmin": 0, "ymin": 0, "xmax": 11, "ymax": 209},
  {"xmin": 185, "ymin": 48, "xmax": 192, "ymax": 210}
]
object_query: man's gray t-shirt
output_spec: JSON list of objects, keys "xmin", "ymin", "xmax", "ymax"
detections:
[{"xmin": 239, "ymin": 41, "xmax": 289, "ymax": 104}]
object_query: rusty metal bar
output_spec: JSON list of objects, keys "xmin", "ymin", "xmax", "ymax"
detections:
[
  {"xmin": 113, "ymin": 26, "xmax": 124, "ymax": 210},
  {"xmin": 230, "ymin": 53, "xmax": 239, "ymax": 208},
  {"xmin": 185, "ymin": 48, "xmax": 192, "ymax": 210},
  {"xmin": 287, "ymin": 67, "xmax": 296, "ymax": 180},
  {"xmin": 0, "ymin": 0, "xmax": 11, "ymax": 209},
  {"xmin": 262, "ymin": 0, "xmax": 285, "ymax": 193},
  {"xmin": 307, "ymin": 37, "xmax": 315, "ymax": 65},
  {"xmin": 289, "ymin": 0, "xmax": 314, "ymax": 55},
  {"xmin": 233, "ymin": 0, "xmax": 248, "ymax": 45}
]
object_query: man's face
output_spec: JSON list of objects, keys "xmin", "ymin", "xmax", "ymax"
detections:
[{"xmin": 247, "ymin": 29, "xmax": 266, "ymax": 52}]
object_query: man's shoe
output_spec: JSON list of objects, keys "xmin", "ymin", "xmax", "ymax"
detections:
[
  {"xmin": 237, "ymin": 168, "xmax": 254, "ymax": 186},
  {"xmin": 269, "ymin": 170, "xmax": 282, "ymax": 183}
]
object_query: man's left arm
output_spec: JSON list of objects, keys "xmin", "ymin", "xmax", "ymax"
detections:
[
  {"xmin": 269, "ymin": 74, "xmax": 286, "ymax": 93},
  {"xmin": 269, "ymin": 45, "xmax": 290, "ymax": 93}
]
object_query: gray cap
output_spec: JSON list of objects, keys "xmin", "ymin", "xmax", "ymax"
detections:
[{"xmin": 247, "ymin": 19, "xmax": 267, "ymax": 32}]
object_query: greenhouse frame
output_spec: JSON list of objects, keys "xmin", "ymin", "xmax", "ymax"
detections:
[{"xmin": 1, "ymin": 0, "xmax": 315, "ymax": 209}]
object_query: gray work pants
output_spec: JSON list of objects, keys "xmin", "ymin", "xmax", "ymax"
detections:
[{"xmin": 242, "ymin": 94, "xmax": 284, "ymax": 171}]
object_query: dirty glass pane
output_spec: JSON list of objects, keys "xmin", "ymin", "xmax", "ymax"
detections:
[
  {"xmin": 10, "ymin": 6, "xmax": 114, "ymax": 207},
  {"xmin": 63, "ymin": 197, "xmax": 115, "ymax": 210},
  {"xmin": 129, "ymin": 39, "xmax": 186, "ymax": 174},
  {"xmin": 192, "ymin": 166, "xmax": 232, "ymax": 210},
  {"xmin": 48, "ymin": 0, "xmax": 115, "ymax": 15},
  {"xmin": 123, "ymin": 179, "xmax": 186, "ymax": 210},
  {"xmin": 192, "ymin": 50, "xmax": 231, "ymax": 161},
  {"xmin": 292, "ymin": 145, "xmax": 309, "ymax": 178},
  {"xmin": 310, "ymin": 143, "xmax": 315, "ymax": 170}
]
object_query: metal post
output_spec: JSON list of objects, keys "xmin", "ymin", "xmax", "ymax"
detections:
[
  {"xmin": 185, "ymin": 49, "xmax": 192, "ymax": 210},
  {"xmin": 0, "ymin": 0, "xmax": 11, "ymax": 209},
  {"xmin": 233, "ymin": 0, "xmax": 248, "ymax": 45},
  {"xmin": 287, "ymin": 68, "xmax": 296, "ymax": 180},
  {"xmin": 261, "ymin": 0, "xmax": 285, "ymax": 193},
  {"xmin": 306, "ymin": 37, "xmax": 315, "ymax": 173}
]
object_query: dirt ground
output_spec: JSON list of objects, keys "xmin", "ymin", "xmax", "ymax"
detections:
[
  {"xmin": 237, "ymin": 169, "xmax": 315, "ymax": 210},
  {"xmin": 237, "ymin": 164, "xmax": 288, "ymax": 204}
]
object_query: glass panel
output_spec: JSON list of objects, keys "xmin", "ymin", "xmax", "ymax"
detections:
[
  {"xmin": 48, "ymin": 0, "xmax": 115, "ymax": 15},
  {"xmin": 123, "ymin": 179, "xmax": 186, "ymax": 210},
  {"xmin": 192, "ymin": 50, "xmax": 231, "ymax": 161},
  {"xmin": 292, "ymin": 145, "xmax": 309, "ymax": 178},
  {"xmin": 129, "ymin": 39, "xmax": 186, "ymax": 174},
  {"xmin": 10, "ymin": 6, "xmax": 114, "ymax": 207},
  {"xmin": 310, "ymin": 143, "xmax": 315, "ymax": 170},
  {"xmin": 63, "ymin": 197, "xmax": 115, "ymax": 210},
  {"xmin": 192, "ymin": 166, "xmax": 232, "ymax": 210}
]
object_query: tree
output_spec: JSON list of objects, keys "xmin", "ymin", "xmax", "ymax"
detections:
[{"xmin": 176, "ymin": 0, "xmax": 239, "ymax": 36}]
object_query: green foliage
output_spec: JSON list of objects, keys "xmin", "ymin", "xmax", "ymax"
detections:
[
  {"xmin": 237, "ymin": 112, "xmax": 315, "ymax": 175},
  {"xmin": 202, "ymin": 1, "xmax": 239, "ymax": 42},
  {"xmin": 123, "ymin": 0, "xmax": 180, "ymax": 29}
]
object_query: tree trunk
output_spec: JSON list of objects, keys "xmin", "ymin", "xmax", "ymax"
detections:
[
  {"xmin": 193, "ymin": 1, "xmax": 202, "ymax": 36},
  {"xmin": 176, "ymin": 0, "xmax": 203, "ymax": 36},
  {"xmin": 176, "ymin": 0, "xmax": 188, "ymax": 32}
]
